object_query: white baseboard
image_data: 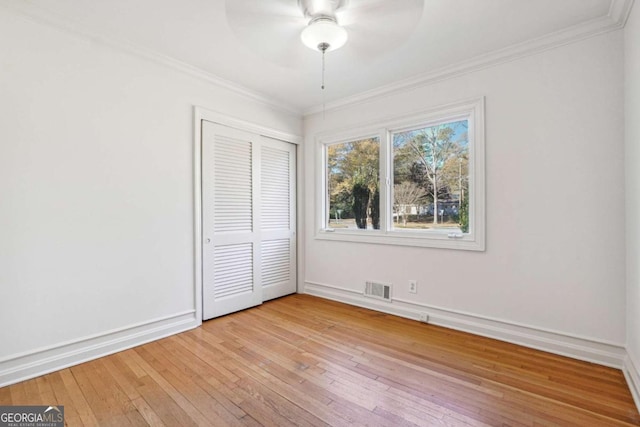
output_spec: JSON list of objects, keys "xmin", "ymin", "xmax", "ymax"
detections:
[
  {"xmin": 624, "ymin": 352, "xmax": 640, "ymax": 412},
  {"xmin": 304, "ymin": 281, "xmax": 626, "ymax": 369},
  {"xmin": 0, "ymin": 310, "xmax": 200, "ymax": 388}
]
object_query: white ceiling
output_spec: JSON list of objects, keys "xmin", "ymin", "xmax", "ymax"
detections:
[{"xmin": 8, "ymin": 0, "xmax": 627, "ymax": 114}]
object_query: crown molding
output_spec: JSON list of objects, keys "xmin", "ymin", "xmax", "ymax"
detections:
[
  {"xmin": 304, "ymin": 0, "xmax": 636, "ymax": 117},
  {"xmin": 0, "ymin": 0, "xmax": 302, "ymax": 117},
  {"xmin": 1, "ymin": 0, "xmax": 633, "ymax": 118},
  {"xmin": 609, "ymin": 0, "xmax": 636, "ymax": 26}
]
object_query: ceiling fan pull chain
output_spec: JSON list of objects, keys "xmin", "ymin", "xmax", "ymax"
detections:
[
  {"xmin": 319, "ymin": 42, "xmax": 329, "ymax": 118},
  {"xmin": 322, "ymin": 55, "xmax": 326, "ymax": 119},
  {"xmin": 319, "ymin": 42, "xmax": 329, "ymax": 90},
  {"xmin": 321, "ymin": 49, "xmax": 325, "ymax": 90}
]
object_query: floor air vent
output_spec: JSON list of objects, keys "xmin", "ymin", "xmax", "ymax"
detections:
[{"xmin": 365, "ymin": 281, "xmax": 392, "ymax": 302}]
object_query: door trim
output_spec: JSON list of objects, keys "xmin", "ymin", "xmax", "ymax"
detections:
[{"xmin": 193, "ymin": 106, "xmax": 303, "ymax": 322}]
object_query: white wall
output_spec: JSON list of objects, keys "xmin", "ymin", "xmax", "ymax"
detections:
[
  {"xmin": 304, "ymin": 31, "xmax": 626, "ymax": 347},
  {"xmin": 0, "ymin": 8, "xmax": 301, "ymax": 364},
  {"xmin": 625, "ymin": 1, "xmax": 640, "ymax": 387}
]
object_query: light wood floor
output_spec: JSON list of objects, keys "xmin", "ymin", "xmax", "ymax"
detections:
[{"xmin": 1, "ymin": 294, "xmax": 639, "ymax": 426}]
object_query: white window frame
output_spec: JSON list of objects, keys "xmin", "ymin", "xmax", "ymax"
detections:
[{"xmin": 315, "ymin": 97, "xmax": 485, "ymax": 251}]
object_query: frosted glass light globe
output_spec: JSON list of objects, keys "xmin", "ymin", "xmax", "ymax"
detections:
[{"xmin": 300, "ymin": 17, "xmax": 348, "ymax": 52}]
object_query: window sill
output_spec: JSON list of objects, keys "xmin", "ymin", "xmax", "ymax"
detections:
[{"xmin": 315, "ymin": 229, "xmax": 485, "ymax": 251}]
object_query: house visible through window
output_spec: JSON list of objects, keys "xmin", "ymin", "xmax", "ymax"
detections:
[
  {"xmin": 392, "ymin": 120, "xmax": 469, "ymax": 233},
  {"xmin": 317, "ymin": 97, "xmax": 485, "ymax": 251}
]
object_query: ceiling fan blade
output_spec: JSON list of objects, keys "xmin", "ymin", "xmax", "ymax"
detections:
[
  {"xmin": 225, "ymin": 0, "xmax": 309, "ymax": 67},
  {"xmin": 299, "ymin": 0, "xmax": 349, "ymax": 18},
  {"xmin": 226, "ymin": 0, "xmax": 305, "ymax": 22},
  {"xmin": 337, "ymin": 0, "xmax": 423, "ymax": 26},
  {"xmin": 338, "ymin": 0, "xmax": 424, "ymax": 59}
]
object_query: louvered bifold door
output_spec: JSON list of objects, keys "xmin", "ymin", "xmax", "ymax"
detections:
[
  {"xmin": 260, "ymin": 137, "xmax": 296, "ymax": 301},
  {"xmin": 202, "ymin": 122, "xmax": 262, "ymax": 320}
]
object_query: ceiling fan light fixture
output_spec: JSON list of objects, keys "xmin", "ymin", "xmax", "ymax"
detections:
[{"xmin": 300, "ymin": 17, "xmax": 348, "ymax": 52}]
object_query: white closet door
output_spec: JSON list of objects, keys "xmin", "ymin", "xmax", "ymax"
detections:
[
  {"xmin": 260, "ymin": 137, "xmax": 296, "ymax": 301},
  {"xmin": 202, "ymin": 122, "xmax": 262, "ymax": 319},
  {"xmin": 202, "ymin": 122, "xmax": 296, "ymax": 320}
]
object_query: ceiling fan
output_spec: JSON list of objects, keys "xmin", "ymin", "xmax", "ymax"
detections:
[{"xmin": 225, "ymin": 0, "xmax": 425, "ymax": 66}]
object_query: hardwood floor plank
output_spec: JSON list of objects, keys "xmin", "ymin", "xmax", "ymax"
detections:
[
  {"xmin": 0, "ymin": 385, "xmax": 12, "ymax": 405},
  {"xmin": 22, "ymin": 377, "xmax": 42, "ymax": 405},
  {"xmin": 94, "ymin": 358, "xmax": 150, "ymax": 426},
  {"xmin": 197, "ymin": 327, "xmax": 364, "ymax": 426},
  {"xmin": 135, "ymin": 342, "xmax": 245, "ymax": 426},
  {"xmin": 71, "ymin": 361, "xmax": 134, "ymax": 427},
  {"xmin": 35, "ymin": 375, "xmax": 56, "ymax": 405},
  {"xmin": 45, "ymin": 371, "xmax": 90, "ymax": 427},
  {"xmin": 133, "ymin": 373, "xmax": 197, "ymax": 427},
  {"xmin": 0, "ymin": 294, "xmax": 638, "ymax": 426},
  {"xmin": 123, "ymin": 349, "xmax": 212, "ymax": 426},
  {"xmin": 128, "ymin": 397, "xmax": 167, "ymax": 427},
  {"xmin": 157, "ymin": 337, "xmax": 249, "ymax": 419},
  {"xmin": 215, "ymin": 343, "xmax": 347, "ymax": 426},
  {"xmin": 326, "ymin": 398, "xmax": 416, "ymax": 427},
  {"xmin": 58, "ymin": 368, "xmax": 100, "ymax": 426},
  {"xmin": 9, "ymin": 382, "xmax": 26, "ymax": 405}
]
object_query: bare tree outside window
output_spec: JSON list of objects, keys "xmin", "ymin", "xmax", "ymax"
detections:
[
  {"xmin": 393, "ymin": 181, "xmax": 427, "ymax": 226},
  {"xmin": 393, "ymin": 120, "xmax": 469, "ymax": 232}
]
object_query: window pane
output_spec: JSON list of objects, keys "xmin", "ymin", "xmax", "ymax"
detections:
[
  {"xmin": 392, "ymin": 120, "xmax": 469, "ymax": 233},
  {"xmin": 327, "ymin": 137, "xmax": 380, "ymax": 230}
]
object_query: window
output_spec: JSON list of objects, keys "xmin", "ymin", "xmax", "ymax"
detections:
[
  {"xmin": 392, "ymin": 120, "xmax": 468, "ymax": 233},
  {"xmin": 316, "ymin": 98, "xmax": 485, "ymax": 251},
  {"xmin": 326, "ymin": 137, "xmax": 380, "ymax": 230}
]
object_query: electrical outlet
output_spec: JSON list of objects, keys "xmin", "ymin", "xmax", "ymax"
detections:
[
  {"xmin": 409, "ymin": 280, "xmax": 417, "ymax": 294},
  {"xmin": 419, "ymin": 312, "xmax": 429, "ymax": 323}
]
